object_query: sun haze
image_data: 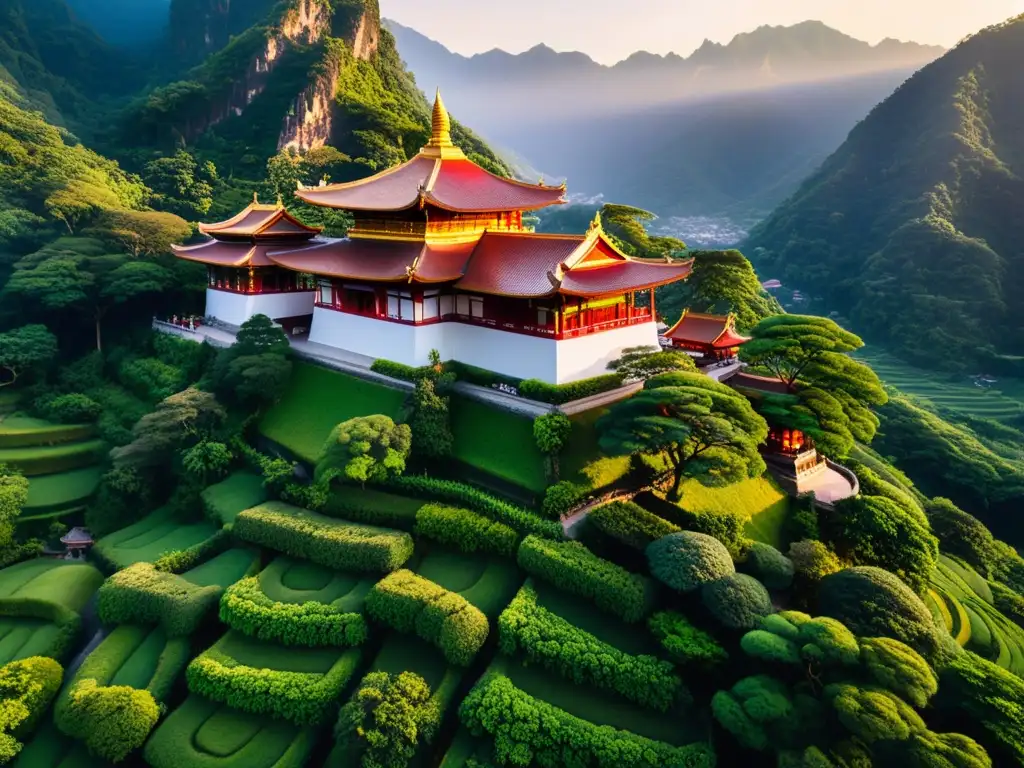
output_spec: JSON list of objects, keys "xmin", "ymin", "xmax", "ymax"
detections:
[{"xmin": 380, "ymin": 0, "xmax": 1023, "ymax": 64}]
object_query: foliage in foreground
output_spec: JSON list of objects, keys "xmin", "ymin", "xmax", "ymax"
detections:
[
  {"xmin": 498, "ymin": 581, "xmax": 684, "ymax": 711},
  {"xmin": 517, "ymin": 535, "xmax": 654, "ymax": 623},
  {"xmin": 648, "ymin": 610, "xmax": 729, "ymax": 666},
  {"xmin": 316, "ymin": 415, "xmax": 412, "ymax": 485},
  {"xmin": 96, "ymin": 562, "xmax": 222, "ymax": 637},
  {"xmin": 647, "ymin": 530, "xmax": 735, "ymax": 593},
  {"xmin": 58, "ymin": 678, "xmax": 161, "ymax": 763},
  {"xmin": 460, "ymin": 673, "xmax": 716, "ymax": 768},
  {"xmin": 0, "ymin": 656, "xmax": 63, "ymax": 762}
]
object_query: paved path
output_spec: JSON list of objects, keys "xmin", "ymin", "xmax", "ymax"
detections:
[{"xmin": 804, "ymin": 465, "xmax": 858, "ymax": 504}]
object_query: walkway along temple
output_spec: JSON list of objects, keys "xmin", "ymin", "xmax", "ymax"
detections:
[{"xmin": 173, "ymin": 91, "xmax": 693, "ymax": 384}]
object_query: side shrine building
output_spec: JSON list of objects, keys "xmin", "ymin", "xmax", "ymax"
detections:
[{"xmin": 174, "ymin": 92, "xmax": 693, "ymax": 384}]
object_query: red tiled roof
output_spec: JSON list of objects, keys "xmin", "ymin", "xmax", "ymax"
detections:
[
  {"xmin": 197, "ymin": 202, "xmax": 321, "ymax": 239},
  {"xmin": 559, "ymin": 258, "xmax": 693, "ymax": 297},
  {"xmin": 172, "ymin": 240, "xmax": 288, "ymax": 267},
  {"xmin": 294, "ymin": 155, "xmax": 566, "ymax": 214},
  {"xmin": 415, "ymin": 241, "xmax": 478, "ymax": 282},
  {"xmin": 269, "ymin": 239, "xmax": 422, "ymax": 282},
  {"xmin": 455, "ymin": 232, "xmax": 586, "ymax": 297},
  {"xmin": 665, "ymin": 311, "xmax": 750, "ymax": 347}
]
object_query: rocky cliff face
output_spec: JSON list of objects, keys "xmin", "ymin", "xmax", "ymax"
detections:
[
  {"xmin": 278, "ymin": 0, "xmax": 380, "ymax": 152},
  {"xmin": 169, "ymin": 0, "xmax": 277, "ymax": 63}
]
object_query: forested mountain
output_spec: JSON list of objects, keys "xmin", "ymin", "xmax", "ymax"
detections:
[
  {"xmin": 64, "ymin": 0, "xmax": 170, "ymax": 47},
  {"xmin": 386, "ymin": 19, "xmax": 943, "ymax": 122},
  {"xmin": 745, "ymin": 14, "xmax": 1024, "ymax": 372}
]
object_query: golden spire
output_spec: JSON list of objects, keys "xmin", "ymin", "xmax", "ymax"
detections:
[
  {"xmin": 276, "ymin": 192, "xmax": 284, "ymax": 207},
  {"xmin": 252, "ymin": 192, "xmax": 259, "ymax": 205},
  {"xmin": 428, "ymin": 88, "xmax": 453, "ymax": 148}
]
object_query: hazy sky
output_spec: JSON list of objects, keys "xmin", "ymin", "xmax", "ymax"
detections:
[{"xmin": 380, "ymin": 0, "xmax": 1023, "ymax": 64}]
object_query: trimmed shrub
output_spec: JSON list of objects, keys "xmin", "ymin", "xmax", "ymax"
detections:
[
  {"xmin": 383, "ymin": 474, "xmax": 562, "ymax": 539},
  {"xmin": 370, "ymin": 359, "xmax": 433, "ymax": 382},
  {"xmin": 186, "ymin": 640, "xmax": 362, "ymax": 725},
  {"xmin": 702, "ymin": 574, "xmax": 773, "ymax": 630},
  {"xmin": 499, "ymin": 582, "xmax": 683, "ymax": 710},
  {"xmin": 153, "ymin": 528, "xmax": 234, "ymax": 574},
  {"xmin": 322, "ymin": 491, "xmax": 417, "ymax": 530},
  {"xmin": 0, "ymin": 656, "xmax": 62, "ymax": 759},
  {"xmin": 459, "ymin": 673, "xmax": 715, "ymax": 768},
  {"xmin": 519, "ymin": 373, "xmax": 625, "ymax": 405},
  {"xmin": 541, "ymin": 480, "xmax": 588, "ymax": 519},
  {"xmin": 788, "ymin": 539, "xmax": 841, "ymax": 582},
  {"xmin": 414, "ymin": 504, "xmax": 518, "ymax": 556},
  {"xmin": 234, "ymin": 501, "xmax": 414, "ymax": 573},
  {"xmin": 517, "ymin": 535, "xmax": 654, "ymax": 623},
  {"xmin": 590, "ymin": 500, "xmax": 680, "ymax": 550},
  {"xmin": 332, "ymin": 671, "xmax": 438, "ymax": 768},
  {"xmin": 58, "ymin": 679, "xmax": 160, "ymax": 763},
  {"xmin": 648, "ymin": 610, "xmax": 728, "ymax": 666},
  {"xmin": 365, "ymin": 570, "xmax": 488, "ymax": 666},
  {"xmin": 647, "ymin": 531, "xmax": 735, "ymax": 593},
  {"xmin": 741, "ymin": 542, "xmax": 795, "ymax": 590},
  {"xmin": 818, "ymin": 567, "xmax": 949, "ymax": 661},
  {"xmin": 96, "ymin": 563, "xmax": 221, "ymax": 637},
  {"xmin": 860, "ymin": 636, "xmax": 938, "ymax": 708},
  {"xmin": 219, "ymin": 576, "xmax": 368, "ymax": 647},
  {"xmin": 446, "ymin": 361, "xmax": 522, "ymax": 390},
  {"xmin": 40, "ymin": 393, "xmax": 102, "ymax": 424}
]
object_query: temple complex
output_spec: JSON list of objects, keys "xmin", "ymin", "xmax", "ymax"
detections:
[
  {"xmin": 174, "ymin": 92, "xmax": 693, "ymax": 384},
  {"xmin": 663, "ymin": 311, "xmax": 750, "ymax": 364}
]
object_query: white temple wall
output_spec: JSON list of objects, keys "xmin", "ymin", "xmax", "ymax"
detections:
[
  {"xmin": 308, "ymin": 308, "xmax": 448, "ymax": 364},
  {"xmin": 554, "ymin": 322, "xmax": 660, "ymax": 384},
  {"xmin": 443, "ymin": 324, "xmax": 558, "ymax": 382},
  {"xmin": 205, "ymin": 289, "xmax": 315, "ymax": 327}
]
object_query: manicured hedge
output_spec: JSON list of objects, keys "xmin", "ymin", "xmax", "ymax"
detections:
[
  {"xmin": 701, "ymin": 573, "xmax": 774, "ymax": 630},
  {"xmin": 459, "ymin": 673, "xmax": 716, "ymax": 768},
  {"xmin": 0, "ymin": 598, "xmax": 82, "ymax": 662},
  {"xmin": 383, "ymin": 475, "xmax": 562, "ymax": 539},
  {"xmin": 365, "ymin": 570, "xmax": 489, "ymax": 666},
  {"xmin": 322, "ymin": 490, "xmax": 419, "ymax": 531},
  {"xmin": 234, "ymin": 502, "xmax": 414, "ymax": 573},
  {"xmin": 153, "ymin": 528, "xmax": 234, "ymax": 574},
  {"xmin": 646, "ymin": 531, "xmax": 735, "ymax": 593},
  {"xmin": 58, "ymin": 679, "xmax": 160, "ymax": 763},
  {"xmin": 220, "ymin": 576, "xmax": 368, "ymax": 647},
  {"xmin": 541, "ymin": 481, "xmax": 589, "ymax": 519},
  {"xmin": 370, "ymin": 359, "xmax": 433, "ymax": 382},
  {"xmin": 446, "ymin": 361, "xmax": 522, "ymax": 391},
  {"xmin": 519, "ymin": 373, "xmax": 625, "ymax": 405},
  {"xmin": 516, "ymin": 535, "xmax": 654, "ymax": 623},
  {"xmin": 186, "ymin": 637, "xmax": 362, "ymax": 725},
  {"xmin": 0, "ymin": 655, "xmax": 63, "ymax": 755},
  {"xmin": 96, "ymin": 563, "xmax": 222, "ymax": 637},
  {"xmin": 589, "ymin": 500, "xmax": 681, "ymax": 550},
  {"xmin": 741, "ymin": 542, "xmax": 795, "ymax": 590},
  {"xmin": 499, "ymin": 582, "xmax": 683, "ymax": 710},
  {"xmin": 414, "ymin": 504, "xmax": 519, "ymax": 556}
]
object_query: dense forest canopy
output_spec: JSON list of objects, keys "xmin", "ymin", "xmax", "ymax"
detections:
[{"xmin": 745, "ymin": 14, "xmax": 1024, "ymax": 374}]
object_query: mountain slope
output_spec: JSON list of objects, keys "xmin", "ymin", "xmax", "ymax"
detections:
[
  {"xmin": 745, "ymin": 14, "xmax": 1024, "ymax": 371},
  {"xmin": 64, "ymin": 0, "xmax": 170, "ymax": 47}
]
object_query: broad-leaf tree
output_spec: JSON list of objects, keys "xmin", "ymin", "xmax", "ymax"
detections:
[
  {"xmin": 0, "ymin": 324, "xmax": 57, "ymax": 388},
  {"xmin": 143, "ymin": 150, "xmax": 217, "ymax": 218},
  {"xmin": 608, "ymin": 345, "xmax": 697, "ymax": 382},
  {"xmin": 600, "ymin": 205, "xmax": 686, "ymax": 259},
  {"xmin": 408, "ymin": 378, "xmax": 454, "ymax": 460},
  {"xmin": 111, "ymin": 388, "xmax": 226, "ymax": 468},
  {"xmin": 316, "ymin": 415, "xmax": 412, "ymax": 486},
  {"xmin": 210, "ymin": 315, "xmax": 293, "ymax": 410},
  {"xmin": 0, "ymin": 464, "xmax": 29, "ymax": 549},
  {"xmin": 597, "ymin": 372, "xmax": 768, "ymax": 500}
]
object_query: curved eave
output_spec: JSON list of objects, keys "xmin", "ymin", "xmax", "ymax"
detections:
[
  {"xmin": 172, "ymin": 242, "xmax": 257, "ymax": 268},
  {"xmin": 293, "ymin": 189, "xmax": 424, "ymax": 212},
  {"xmin": 422, "ymin": 192, "xmax": 567, "ymax": 214},
  {"xmin": 558, "ymin": 259, "xmax": 694, "ymax": 298}
]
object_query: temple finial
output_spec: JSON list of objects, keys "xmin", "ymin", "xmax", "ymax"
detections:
[
  {"xmin": 427, "ymin": 88, "xmax": 453, "ymax": 149},
  {"xmin": 253, "ymin": 192, "xmax": 259, "ymax": 205},
  {"xmin": 276, "ymin": 192, "xmax": 284, "ymax": 207}
]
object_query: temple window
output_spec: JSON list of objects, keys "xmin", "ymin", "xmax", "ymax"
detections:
[
  {"xmin": 387, "ymin": 290, "xmax": 414, "ymax": 321},
  {"xmin": 343, "ymin": 285, "xmax": 376, "ymax": 316},
  {"xmin": 319, "ymin": 281, "xmax": 333, "ymax": 305},
  {"xmin": 423, "ymin": 290, "xmax": 441, "ymax": 320}
]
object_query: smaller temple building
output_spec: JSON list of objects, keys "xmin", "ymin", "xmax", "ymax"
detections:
[
  {"xmin": 663, "ymin": 311, "xmax": 750, "ymax": 364},
  {"xmin": 173, "ymin": 197, "xmax": 322, "ymax": 331}
]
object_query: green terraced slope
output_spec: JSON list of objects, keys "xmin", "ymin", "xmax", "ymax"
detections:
[{"xmin": 23, "ymin": 466, "xmax": 102, "ymax": 515}]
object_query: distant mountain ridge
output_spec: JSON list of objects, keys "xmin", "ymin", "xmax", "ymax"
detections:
[{"xmin": 385, "ymin": 19, "xmax": 944, "ymax": 121}]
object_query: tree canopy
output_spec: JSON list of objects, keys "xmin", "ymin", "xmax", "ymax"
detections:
[
  {"xmin": 316, "ymin": 415, "xmax": 412, "ymax": 486},
  {"xmin": 0, "ymin": 325, "xmax": 57, "ymax": 387},
  {"xmin": 597, "ymin": 372, "xmax": 767, "ymax": 499},
  {"xmin": 607, "ymin": 345, "xmax": 697, "ymax": 382}
]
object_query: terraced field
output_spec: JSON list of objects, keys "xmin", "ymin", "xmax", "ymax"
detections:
[
  {"xmin": 201, "ymin": 471, "xmax": 268, "ymax": 526},
  {"xmin": 856, "ymin": 349, "xmax": 1024, "ymax": 424},
  {"xmin": 93, "ymin": 506, "xmax": 222, "ymax": 570}
]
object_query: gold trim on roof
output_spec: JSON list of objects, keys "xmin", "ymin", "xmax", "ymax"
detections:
[{"xmin": 420, "ymin": 90, "xmax": 466, "ymax": 160}]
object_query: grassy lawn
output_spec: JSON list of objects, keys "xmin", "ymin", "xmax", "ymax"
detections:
[
  {"xmin": 93, "ymin": 507, "xmax": 221, "ymax": 569},
  {"xmin": 0, "ymin": 439, "xmax": 105, "ymax": 476},
  {"xmin": 182, "ymin": 548, "xmax": 261, "ymax": 589},
  {"xmin": 450, "ymin": 396, "xmax": 547, "ymax": 493},
  {"xmin": 0, "ymin": 416, "xmax": 95, "ymax": 449},
  {"xmin": 439, "ymin": 728, "xmax": 496, "ymax": 768},
  {"xmin": 144, "ymin": 694, "xmax": 318, "ymax": 768},
  {"xmin": 673, "ymin": 476, "xmax": 791, "ymax": 549},
  {"xmin": 23, "ymin": 466, "xmax": 102, "ymax": 514},
  {"xmin": 0, "ymin": 618, "xmax": 64, "ymax": 666},
  {"xmin": 490, "ymin": 654, "xmax": 704, "ymax": 746},
  {"xmin": 106, "ymin": 626, "xmax": 175, "ymax": 690},
  {"xmin": 0, "ymin": 559, "xmax": 103, "ymax": 612},
  {"xmin": 369, "ymin": 633, "xmax": 451, "ymax": 690},
  {"xmin": 563, "ymin": 408, "xmax": 631, "ymax": 490},
  {"xmin": 202, "ymin": 471, "xmax": 268, "ymax": 526},
  {"xmin": 257, "ymin": 556, "xmax": 376, "ymax": 611},
  {"xmin": 325, "ymin": 485, "xmax": 426, "ymax": 530},
  {"xmin": 260, "ymin": 362, "xmax": 406, "ymax": 463},
  {"xmin": 203, "ymin": 629, "xmax": 357, "ymax": 674},
  {"xmin": 414, "ymin": 545, "xmax": 523, "ymax": 619},
  {"xmin": 13, "ymin": 720, "xmax": 109, "ymax": 768}
]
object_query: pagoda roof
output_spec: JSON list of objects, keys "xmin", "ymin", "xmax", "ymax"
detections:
[
  {"xmin": 196, "ymin": 197, "xmax": 322, "ymax": 240},
  {"xmin": 723, "ymin": 371, "xmax": 791, "ymax": 395},
  {"xmin": 455, "ymin": 218, "xmax": 693, "ymax": 298},
  {"xmin": 665, "ymin": 311, "xmax": 751, "ymax": 348},
  {"xmin": 172, "ymin": 240, "xmax": 295, "ymax": 268},
  {"xmin": 268, "ymin": 239, "xmax": 476, "ymax": 284},
  {"xmin": 294, "ymin": 91, "xmax": 566, "ymax": 214}
]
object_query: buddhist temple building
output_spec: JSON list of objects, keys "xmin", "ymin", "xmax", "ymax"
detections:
[
  {"xmin": 172, "ymin": 196, "xmax": 321, "ymax": 330},
  {"xmin": 663, "ymin": 311, "xmax": 750, "ymax": 364},
  {"xmin": 176, "ymin": 91, "xmax": 693, "ymax": 383}
]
